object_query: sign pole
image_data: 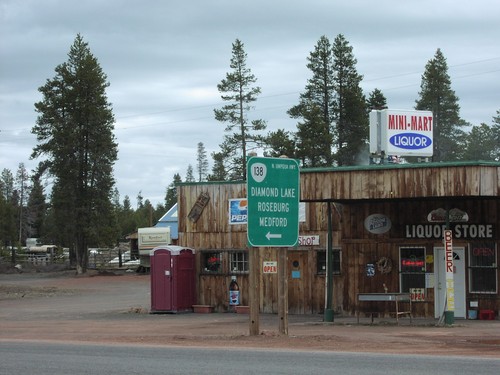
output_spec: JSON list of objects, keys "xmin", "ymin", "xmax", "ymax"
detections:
[
  {"xmin": 249, "ymin": 247, "xmax": 260, "ymax": 336},
  {"xmin": 444, "ymin": 229, "xmax": 455, "ymax": 325},
  {"xmin": 278, "ymin": 247, "xmax": 288, "ymax": 335}
]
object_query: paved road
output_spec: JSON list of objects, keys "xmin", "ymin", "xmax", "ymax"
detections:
[
  {"xmin": 1, "ymin": 341, "xmax": 499, "ymax": 375},
  {"xmin": 1, "ymin": 270, "xmax": 499, "ymax": 357}
]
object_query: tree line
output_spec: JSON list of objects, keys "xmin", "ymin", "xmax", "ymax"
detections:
[{"xmin": 1, "ymin": 34, "xmax": 499, "ymax": 273}]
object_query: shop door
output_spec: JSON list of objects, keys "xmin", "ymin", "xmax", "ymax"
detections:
[
  {"xmin": 151, "ymin": 250, "xmax": 172, "ymax": 311},
  {"xmin": 287, "ymin": 251, "xmax": 309, "ymax": 314},
  {"xmin": 434, "ymin": 247, "xmax": 466, "ymax": 318}
]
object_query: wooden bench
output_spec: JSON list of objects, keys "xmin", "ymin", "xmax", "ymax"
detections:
[{"xmin": 357, "ymin": 293, "xmax": 412, "ymax": 324}]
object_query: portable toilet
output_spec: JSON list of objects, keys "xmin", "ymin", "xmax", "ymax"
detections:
[{"xmin": 150, "ymin": 246, "xmax": 196, "ymax": 313}]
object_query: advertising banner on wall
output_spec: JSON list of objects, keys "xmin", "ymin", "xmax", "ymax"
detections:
[
  {"xmin": 229, "ymin": 198, "xmax": 247, "ymax": 225},
  {"xmin": 370, "ymin": 109, "xmax": 434, "ymax": 157}
]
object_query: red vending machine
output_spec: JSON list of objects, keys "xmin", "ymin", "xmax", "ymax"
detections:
[{"xmin": 150, "ymin": 246, "xmax": 196, "ymax": 313}]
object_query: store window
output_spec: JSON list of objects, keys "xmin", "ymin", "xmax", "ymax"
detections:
[
  {"xmin": 399, "ymin": 247, "xmax": 426, "ymax": 292},
  {"xmin": 316, "ymin": 249, "xmax": 341, "ymax": 275},
  {"xmin": 469, "ymin": 243, "xmax": 497, "ymax": 293},
  {"xmin": 202, "ymin": 251, "xmax": 222, "ymax": 273},
  {"xmin": 230, "ymin": 251, "xmax": 249, "ymax": 274}
]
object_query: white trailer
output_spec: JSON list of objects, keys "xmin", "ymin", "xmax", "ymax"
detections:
[{"xmin": 138, "ymin": 227, "xmax": 171, "ymax": 269}]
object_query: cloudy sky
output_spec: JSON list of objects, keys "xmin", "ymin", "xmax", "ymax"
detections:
[{"xmin": 1, "ymin": 0, "xmax": 499, "ymax": 207}]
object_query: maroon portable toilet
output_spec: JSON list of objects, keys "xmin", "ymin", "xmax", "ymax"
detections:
[{"xmin": 150, "ymin": 246, "xmax": 196, "ymax": 313}]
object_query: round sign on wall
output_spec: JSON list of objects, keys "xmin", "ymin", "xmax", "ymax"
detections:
[{"xmin": 364, "ymin": 214, "xmax": 392, "ymax": 234}]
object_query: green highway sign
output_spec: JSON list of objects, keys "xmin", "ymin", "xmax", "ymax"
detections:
[{"xmin": 247, "ymin": 156, "xmax": 300, "ymax": 247}]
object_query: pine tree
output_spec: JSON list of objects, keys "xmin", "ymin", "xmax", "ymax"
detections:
[
  {"xmin": 492, "ymin": 110, "xmax": 500, "ymax": 161},
  {"xmin": 415, "ymin": 49, "xmax": 464, "ymax": 161},
  {"xmin": 196, "ymin": 142, "xmax": 209, "ymax": 182},
  {"xmin": 462, "ymin": 123, "xmax": 497, "ymax": 161},
  {"xmin": 165, "ymin": 173, "xmax": 181, "ymax": 211},
  {"xmin": 295, "ymin": 103, "xmax": 333, "ymax": 167},
  {"xmin": 288, "ymin": 36, "xmax": 335, "ymax": 166},
  {"xmin": 263, "ymin": 129, "xmax": 296, "ymax": 159},
  {"xmin": 26, "ymin": 173, "xmax": 46, "ymax": 240},
  {"xmin": 15, "ymin": 163, "xmax": 29, "ymax": 244},
  {"xmin": 332, "ymin": 34, "xmax": 369, "ymax": 166},
  {"xmin": 0, "ymin": 169, "xmax": 17, "ymax": 248},
  {"xmin": 214, "ymin": 39, "xmax": 266, "ymax": 180},
  {"xmin": 208, "ymin": 152, "xmax": 227, "ymax": 181},
  {"xmin": 185, "ymin": 164, "xmax": 195, "ymax": 182},
  {"xmin": 366, "ymin": 88, "xmax": 387, "ymax": 111},
  {"xmin": 32, "ymin": 34, "xmax": 118, "ymax": 274}
]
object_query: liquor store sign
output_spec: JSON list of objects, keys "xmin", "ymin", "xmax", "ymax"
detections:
[
  {"xmin": 369, "ymin": 109, "xmax": 433, "ymax": 157},
  {"xmin": 247, "ymin": 156, "xmax": 299, "ymax": 247}
]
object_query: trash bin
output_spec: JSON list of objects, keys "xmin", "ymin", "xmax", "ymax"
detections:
[{"xmin": 150, "ymin": 246, "xmax": 196, "ymax": 313}]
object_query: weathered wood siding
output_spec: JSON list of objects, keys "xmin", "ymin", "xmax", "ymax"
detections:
[
  {"xmin": 301, "ymin": 163, "xmax": 500, "ymax": 201},
  {"xmin": 177, "ymin": 163, "xmax": 500, "ymax": 317}
]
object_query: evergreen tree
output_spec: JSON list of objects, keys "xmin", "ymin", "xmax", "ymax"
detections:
[
  {"xmin": 196, "ymin": 142, "xmax": 209, "ymax": 182},
  {"xmin": 136, "ymin": 191, "xmax": 144, "ymax": 209},
  {"xmin": 214, "ymin": 39, "xmax": 266, "ymax": 180},
  {"xmin": 117, "ymin": 195, "xmax": 137, "ymax": 236},
  {"xmin": 165, "ymin": 173, "xmax": 181, "ymax": 211},
  {"xmin": 0, "ymin": 169, "xmax": 18, "ymax": 247},
  {"xmin": 15, "ymin": 163, "xmax": 29, "ymax": 244},
  {"xmin": 185, "ymin": 164, "xmax": 195, "ymax": 182},
  {"xmin": 366, "ymin": 88, "xmax": 387, "ymax": 111},
  {"xmin": 26, "ymin": 173, "xmax": 46, "ymax": 240},
  {"xmin": 295, "ymin": 103, "xmax": 333, "ymax": 167},
  {"xmin": 288, "ymin": 36, "xmax": 335, "ymax": 166},
  {"xmin": 208, "ymin": 151, "xmax": 228, "ymax": 181},
  {"xmin": 32, "ymin": 34, "xmax": 118, "ymax": 274},
  {"xmin": 415, "ymin": 49, "xmax": 464, "ymax": 161},
  {"xmin": 492, "ymin": 110, "xmax": 500, "ymax": 161},
  {"xmin": 263, "ymin": 129, "xmax": 296, "ymax": 159},
  {"xmin": 462, "ymin": 123, "xmax": 497, "ymax": 161},
  {"xmin": 332, "ymin": 34, "xmax": 369, "ymax": 166}
]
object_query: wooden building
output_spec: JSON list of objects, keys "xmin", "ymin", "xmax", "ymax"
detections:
[{"xmin": 177, "ymin": 161, "xmax": 500, "ymax": 318}]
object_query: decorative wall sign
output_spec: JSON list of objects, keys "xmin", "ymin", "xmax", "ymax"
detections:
[
  {"xmin": 427, "ymin": 208, "xmax": 469, "ymax": 223},
  {"xmin": 229, "ymin": 198, "xmax": 247, "ymax": 225},
  {"xmin": 364, "ymin": 214, "xmax": 392, "ymax": 234},
  {"xmin": 187, "ymin": 191, "xmax": 210, "ymax": 223},
  {"xmin": 366, "ymin": 263, "xmax": 375, "ymax": 277}
]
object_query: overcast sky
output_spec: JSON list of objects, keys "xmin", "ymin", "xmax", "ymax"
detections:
[{"xmin": 1, "ymin": 0, "xmax": 499, "ymax": 208}]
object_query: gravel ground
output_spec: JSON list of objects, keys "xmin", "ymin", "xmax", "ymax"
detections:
[{"xmin": 1, "ymin": 267, "xmax": 499, "ymax": 358}]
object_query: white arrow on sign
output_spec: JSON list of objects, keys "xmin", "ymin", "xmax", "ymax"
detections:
[{"xmin": 266, "ymin": 232, "xmax": 282, "ymax": 241}]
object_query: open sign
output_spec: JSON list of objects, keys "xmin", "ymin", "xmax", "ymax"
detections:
[{"xmin": 263, "ymin": 261, "xmax": 277, "ymax": 273}]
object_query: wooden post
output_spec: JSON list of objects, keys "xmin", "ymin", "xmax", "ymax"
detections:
[
  {"xmin": 249, "ymin": 247, "xmax": 260, "ymax": 335},
  {"xmin": 278, "ymin": 247, "xmax": 288, "ymax": 335}
]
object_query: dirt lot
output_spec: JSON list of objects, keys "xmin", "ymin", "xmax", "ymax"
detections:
[{"xmin": 1, "ymin": 267, "xmax": 499, "ymax": 358}]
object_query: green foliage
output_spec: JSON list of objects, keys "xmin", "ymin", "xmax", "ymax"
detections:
[
  {"xmin": 332, "ymin": 34, "xmax": 369, "ymax": 166},
  {"xmin": 263, "ymin": 129, "xmax": 296, "ymax": 159},
  {"xmin": 288, "ymin": 34, "xmax": 368, "ymax": 167},
  {"xmin": 289, "ymin": 35, "xmax": 335, "ymax": 166},
  {"xmin": 214, "ymin": 39, "xmax": 266, "ymax": 180},
  {"xmin": 165, "ymin": 173, "xmax": 181, "ymax": 211},
  {"xmin": 415, "ymin": 49, "xmax": 464, "ymax": 161},
  {"xmin": 196, "ymin": 142, "xmax": 209, "ymax": 182},
  {"xmin": 463, "ymin": 122, "xmax": 499, "ymax": 161},
  {"xmin": 185, "ymin": 165, "xmax": 195, "ymax": 182},
  {"xmin": 366, "ymin": 89, "xmax": 387, "ymax": 111},
  {"xmin": 31, "ymin": 34, "xmax": 118, "ymax": 273},
  {"xmin": 296, "ymin": 104, "xmax": 333, "ymax": 167},
  {"xmin": 208, "ymin": 151, "xmax": 228, "ymax": 181}
]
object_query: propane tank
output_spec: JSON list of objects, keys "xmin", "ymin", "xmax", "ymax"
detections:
[{"xmin": 229, "ymin": 276, "xmax": 240, "ymax": 307}]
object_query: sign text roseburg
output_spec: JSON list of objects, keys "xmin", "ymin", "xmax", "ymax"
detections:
[{"xmin": 247, "ymin": 156, "xmax": 300, "ymax": 247}]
